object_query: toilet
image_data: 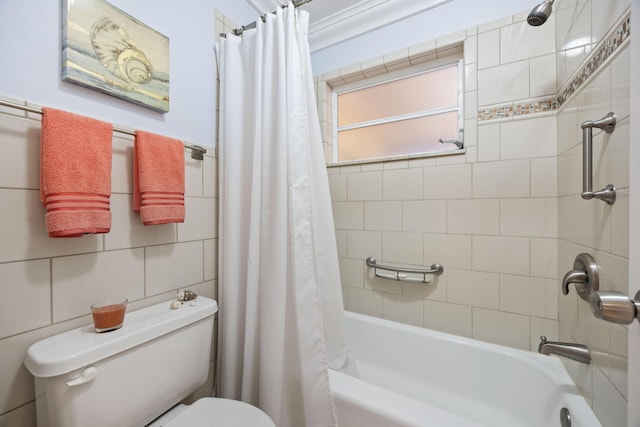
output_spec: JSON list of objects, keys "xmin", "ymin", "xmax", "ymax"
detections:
[{"xmin": 24, "ymin": 296, "xmax": 275, "ymax": 427}]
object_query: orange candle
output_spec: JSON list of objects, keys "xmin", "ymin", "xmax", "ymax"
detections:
[{"xmin": 91, "ymin": 299, "xmax": 127, "ymax": 332}]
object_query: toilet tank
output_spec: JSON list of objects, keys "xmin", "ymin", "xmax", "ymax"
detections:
[{"xmin": 24, "ymin": 296, "xmax": 218, "ymax": 427}]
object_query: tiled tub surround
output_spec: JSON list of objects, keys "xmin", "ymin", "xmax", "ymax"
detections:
[
  {"xmin": 318, "ymin": 2, "xmax": 630, "ymax": 425},
  {"xmin": 556, "ymin": 4, "xmax": 631, "ymax": 427},
  {"xmin": 0, "ymin": 98, "xmax": 218, "ymax": 425},
  {"xmin": 318, "ymin": 8, "xmax": 560, "ymax": 352}
]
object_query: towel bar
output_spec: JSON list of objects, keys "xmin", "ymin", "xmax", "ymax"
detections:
[
  {"xmin": 365, "ymin": 257, "xmax": 443, "ymax": 284},
  {"xmin": 0, "ymin": 98, "xmax": 207, "ymax": 160}
]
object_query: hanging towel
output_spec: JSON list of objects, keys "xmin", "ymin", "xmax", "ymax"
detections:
[
  {"xmin": 133, "ymin": 130, "xmax": 185, "ymax": 225},
  {"xmin": 40, "ymin": 107, "xmax": 113, "ymax": 238}
]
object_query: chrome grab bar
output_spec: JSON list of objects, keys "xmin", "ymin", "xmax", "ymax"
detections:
[
  {"xmin": 580, "ymin": 112, "xmax": 616, "ymax": 205},
  {"xmin": 365, "ymin": 257, "xmax": 443, "ymax": 284}
]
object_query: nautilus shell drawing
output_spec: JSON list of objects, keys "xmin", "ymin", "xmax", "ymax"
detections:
[{"xmin": 90, "ymin": 17, "xmax": 154, "ymax": 85}]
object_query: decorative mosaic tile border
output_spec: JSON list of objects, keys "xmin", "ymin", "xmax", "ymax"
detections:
[
  {"xmin": 478, "ymin": 98, "xmax": 557, "ymax": 121},
  {"xmin": 479, "ymin": 13, "xmax": 630, "ymax": 122},
  {"xmin": 557, "ymin": 14, "xmax": 630, "ymax": 107}
]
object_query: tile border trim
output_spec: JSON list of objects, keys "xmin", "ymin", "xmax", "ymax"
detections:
[
  {"xmin": 478, "ymin": 98, "xmax": 557, "ymax": 122},
  {"xmin": 479, "ymin": 12, "xmax": 630, "ymax": 122},
  {"xmin": 556, "ymin": 14, "xmax": 630, "ymax": 107}
]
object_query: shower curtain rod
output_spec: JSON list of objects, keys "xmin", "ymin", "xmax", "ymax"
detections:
[
  {"xmin": 225, "ymin": 0, "xmax": 313, "ymax": 36},
  {"xmin": 0, "ymin": 98, "xmax": 208, "ymax": 160}
]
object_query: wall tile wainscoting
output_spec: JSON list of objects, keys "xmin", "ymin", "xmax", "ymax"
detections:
[{"xmin": 0, "ymin": 97, "xmax": 220, "ymax": 425}]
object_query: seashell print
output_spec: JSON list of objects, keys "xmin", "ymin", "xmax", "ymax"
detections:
[{"xmin": 90, "ymin": 16, "xmax": 154, "ymax": 85}]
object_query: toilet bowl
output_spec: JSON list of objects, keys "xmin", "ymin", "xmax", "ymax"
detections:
[
  {"xmin": 149, "ymin": 398, "xmax": 275, "ymax": 426},
  {"xmin": 24, "ymin": 296, "xmax": 275, "ymax": 427}
]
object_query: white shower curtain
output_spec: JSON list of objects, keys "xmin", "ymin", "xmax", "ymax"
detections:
[{"xmin": 215, "ymin": 3, "xmax": 355, "ymax": 426}]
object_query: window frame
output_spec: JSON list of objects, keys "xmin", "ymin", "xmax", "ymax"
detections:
[{"xmin": 331, "ymin": 54, "xmax": 465, "ymax": 165}]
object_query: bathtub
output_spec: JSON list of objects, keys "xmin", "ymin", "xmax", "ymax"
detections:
[{"xmin": 329, "ymin": 311, "xmax": 602, "ymax": 427}]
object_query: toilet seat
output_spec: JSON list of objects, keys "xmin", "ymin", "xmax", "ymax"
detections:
[{"xmin": 164, "ymin": 398, "xmax": 276, "ymax": 427}]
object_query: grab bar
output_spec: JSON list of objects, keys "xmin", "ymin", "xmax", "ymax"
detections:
[
  {"xmin": 366, "ymin": 257, "xmax": 443, "ymax": 283},
  {"xmin": 580, "ymin": 112, "xmax": 616, "ymax": 205}
]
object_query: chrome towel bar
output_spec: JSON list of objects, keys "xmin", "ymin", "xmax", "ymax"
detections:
[
  {"xmin": 366, "ymin": 257, "xmax": 443, "ymax": 284},
  {"xmin": 0, "ymin": 98, "xmax": 207, "ymax": 160}
]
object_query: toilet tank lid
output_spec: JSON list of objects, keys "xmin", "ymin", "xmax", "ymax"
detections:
[{"xmin": 24, "ymin": 297, "xmax": 218, "ymax": 378}]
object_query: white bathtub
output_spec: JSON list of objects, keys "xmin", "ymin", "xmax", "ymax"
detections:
[{"xmin": 330, "ymin": 312, "xmax": 602, "ymax": 427}]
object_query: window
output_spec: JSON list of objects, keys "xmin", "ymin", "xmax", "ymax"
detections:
[{"xmin": 333, "ymin": 57, "xmax": 464, "ymax": 164}]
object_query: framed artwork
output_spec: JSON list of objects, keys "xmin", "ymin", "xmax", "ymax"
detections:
[{"xmin": 62, "ymin": 0, "xmax": 170, "ymax": 112}]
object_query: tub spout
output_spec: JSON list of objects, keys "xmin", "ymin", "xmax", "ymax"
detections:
[{"xmin": 538, "ymin": 336, "xmax": 591, "ymax": 364}]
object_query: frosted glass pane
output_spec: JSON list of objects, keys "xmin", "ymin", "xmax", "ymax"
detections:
[
  {"xmin": 338, "ymin": 65, "xmax": 458, "ymax": 127},
  {"xmin": 337, "ymin": 112, "xmax": 458, "ymax": 162}
]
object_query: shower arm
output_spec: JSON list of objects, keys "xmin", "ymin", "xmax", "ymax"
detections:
[{"xmin": 580, "ymin": 112, "xmax": 616, "ymax": 205}]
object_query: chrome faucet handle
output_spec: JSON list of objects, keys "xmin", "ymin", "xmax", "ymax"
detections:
[
  {"xmin": 590, "ymin": 291, "xmax": 640, "ymax": 324},
  {"xmin": 561, "ymin": 253, "xmax": 599, "ymax": 301},
  {"xmin": 562, "ymin": 269, "xmax": 587, "ymax": 295}
]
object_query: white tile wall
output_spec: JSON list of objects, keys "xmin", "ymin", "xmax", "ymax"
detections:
[
  {"xmin": 478, "ymin": 61, "xmax": 530, "ymax": 106},
  {"xmin": 446, "ymin": 269, "xmax": 499, "ymax": 309},
  {"xmin": 52, "ymin": 249, "xmax": 146, "ymax": 322},
  {"xmin": 500, "ymin": 198, "xmax": 558, "ymax": 237},
  {"xmin": 500, "ymin": 116, "xmax": 557, "ymax": 160},
  {"xmin": 448, "ymin": 199, "xmax": 499, "ymax": 235},
  {"xmin": 0, "ymin": 98, "xmax": 218, "ymax": 423},
  {"xmin": 0, "ymin": 115, "xmax": 40, "ymax": 189},
  {"xmin": 366, "ymin": 201, "xmax": 402, "ymax": 231},
  {"xmin": 348, "ymin": 171, "xmax": 382, "ymax": 200},
  {"xmin": 382, "ymin": 293, "xmax": 424, "ymax": 326},
  {"xmin": 472, "ymin": 308, "xmax": 530, "ymax": 350},
  {"xmin": 530, "ymin": 54, "xmax": 558, "ymax": 97},
  {"xmin": 500, "ymin": 19, "xmax": 556, "ymax": 64},
  {"xmin": 382, "ymin": 168, "xmax": 423, "ymax": 200},
  {"xmin": 402, "ymin": 200, "xmax": 447, "ymax": 233},
  {"xmin": 319, "ymin": 2, "xmax": 630, "ymax": 426},
  {"xmin": 0, "ymin": 189, "xmax": 102, "ymax": 263},
  {"xmin": 531, "ymin": 157, "xmax": 558, "ymax": 197},
  {"xmin": 477, "ymin": 30, "xmax": 500, "ymax": 69},
  {"xmin": 145, "ymin": 241, "xmax": 205, "ymax": 296},
  {"xmin": 423, "ymin": 233, "xmax": 472, "ymax": 271},
  {"xmin": 423, "ymin": 164, "xmax": 472, "ymax": 199},
  {"xmin": 0, "ymin": 260, "xmax": 50, "ymax": 338},
  {"xmin": 556, "ymin": 3, "xmax": 630, "ymax": 425},
  {"xmin": 383, "ymin": 232, "xmax": 423, "ymax": 265},
  {"xmin": 423, "ymin": 300, "xmax": 472, "ymax": 337},
  {"xmin": 321, "ymin": 6, "xmax": 566, "ymax": 358},
  {"xmin": 473, "ymin": 159, "xmax": 531, "ymax": 198}
]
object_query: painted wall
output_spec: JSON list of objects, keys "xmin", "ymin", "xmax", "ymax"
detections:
[
  {"xmin": 310, "ymin": 0, "xmax": 535, "ymax": 75},
  {"xmin": 0, "ymin": 0, "xmax": 255, "ymax": 146},
  {"xmin": 0, "ymin": 1, "xmax": 253, "ymax": 425},
  {"xmin": 315, "ymin": 0, "xmax": 631, "ymax": 425}
]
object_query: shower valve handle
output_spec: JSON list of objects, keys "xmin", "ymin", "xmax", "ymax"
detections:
[
  {"xmin": 561, "ymin": 253, "xmax": 599, "ymax": 302},
  {"xmin": 562, "ymin": 270, "xmax": 587, "ymax": 295}
]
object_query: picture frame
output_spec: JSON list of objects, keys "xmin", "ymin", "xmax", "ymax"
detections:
[{"xmin": 62, "ymin": 0, "xmax": 170, "ymax": 112}]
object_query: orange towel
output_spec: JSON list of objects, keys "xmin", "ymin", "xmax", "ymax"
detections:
[
  {"xmin": 133, "ymin": 131, "xmax": 185, "ymax": 225},
  {"xmin": 40, "ymin": 108, "xmax": 113, "ymax": 238}
]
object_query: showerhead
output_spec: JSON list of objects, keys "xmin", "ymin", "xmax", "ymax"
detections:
[{"xmin": 527, "ymin": 0, "xmax": 554, "ymax": 26}]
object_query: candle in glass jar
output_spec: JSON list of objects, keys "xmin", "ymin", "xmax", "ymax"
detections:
[{"xmin": 91, "ymin": 298, "xmax": 128, "ymax": 332}]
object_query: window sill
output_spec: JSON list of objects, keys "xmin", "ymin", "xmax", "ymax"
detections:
[{"xmin": 327, "ymin": 147, "xmax": 465, "ymax": 168}]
